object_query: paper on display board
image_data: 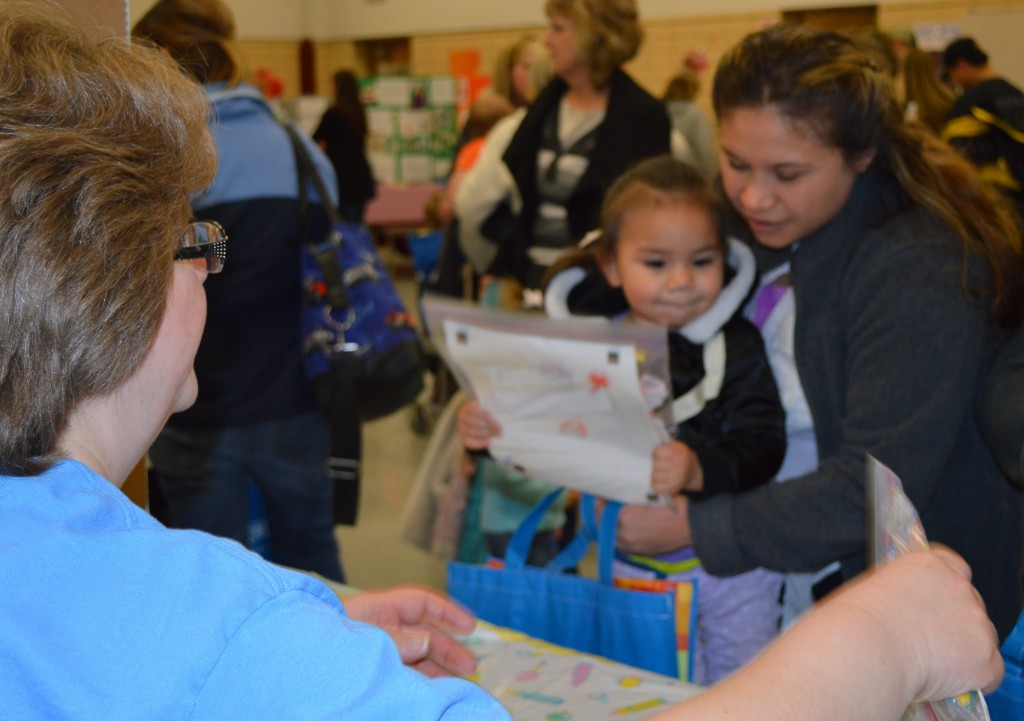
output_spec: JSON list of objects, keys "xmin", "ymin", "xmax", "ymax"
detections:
[
  {"xmin": 399, "ymin": 109, "xmax": 433, "ymax": 140},
  {"xmin": 372, "ymin": 77, "xmax": 414, "ymax": 107},
  {"xmin": 367, "ymin": 109, "xmax": 398, "ymax": 142},
  {"xmin": 427, "ymin": 76, "xmax": 459, "ymax": 105},
  {"xmin": 423, "ymin": 295, "xmax": 672, "ymax": 505}
]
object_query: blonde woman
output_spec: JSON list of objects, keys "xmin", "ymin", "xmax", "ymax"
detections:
[
  {"xmin": 461, "ymin": 0, "xmax": 673, "ymax": 294},
  {"xmin": 490, "ymin": 35, "xmax": 548, "ymax": 109}
]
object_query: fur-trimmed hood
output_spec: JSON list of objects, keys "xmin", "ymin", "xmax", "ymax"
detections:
[{"xmin": 544, "ymin": 237, "xmax": 756, "ymax": 344}]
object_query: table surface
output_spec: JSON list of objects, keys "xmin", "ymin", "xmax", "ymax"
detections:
[
  {"xmin": 464, "ymin": 621, "xmax": 702, "ymax": 719},
  {"xmin": 319, "ymin": 578, "xmax": 703, "ymax": 720}
]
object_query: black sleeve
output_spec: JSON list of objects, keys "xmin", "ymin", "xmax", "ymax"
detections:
[
  {"xmin": 312, "ymin": 108, "xmax": 331, "ymax": 145},
  {"xmin": 677, "ymin": 317, "xmax": 787, "ymax": 499}
]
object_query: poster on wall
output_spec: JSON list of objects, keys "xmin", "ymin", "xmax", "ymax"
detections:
[
  {"xmin": 912, "ymin": 22, "xmax": 961, "ymax": 53},
  {"xmin": 362, "ymin": 75, "xmax": 460, "ymax": 184}
]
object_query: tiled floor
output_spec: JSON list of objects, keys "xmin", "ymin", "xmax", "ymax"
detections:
[
  {"xmin": 333, "ymin": 272, "xmax": 450, "ymax": 592},
  {"xmin": 334, "ymin": 401, "xmax": 449, "ymax": 591}
]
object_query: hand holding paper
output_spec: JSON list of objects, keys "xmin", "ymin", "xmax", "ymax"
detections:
[
  {"xmin": 457, "ymin": 400, "xmax": 501, "ymax": 451},
  {"xmin": 651, "ymin": 440, "xmax": 704, "ymax": 495}
]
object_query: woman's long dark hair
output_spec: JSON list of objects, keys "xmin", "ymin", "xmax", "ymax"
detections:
[
  {"xmin": 333, "ymin": 70, "xmax": 367, "ymax": 138},
  {"xmin": 713, "ymin": 24, "xmax": 1024, "ymax": 329}
]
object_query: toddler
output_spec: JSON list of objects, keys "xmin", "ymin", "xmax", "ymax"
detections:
[{"xmin": 460, "ymin": 156, "xmax": 787, "ymax": 683}]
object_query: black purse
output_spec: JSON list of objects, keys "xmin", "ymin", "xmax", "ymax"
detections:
[{"xmin": 285, "ymin": 123, "xmax": 425, "ymax": 524}]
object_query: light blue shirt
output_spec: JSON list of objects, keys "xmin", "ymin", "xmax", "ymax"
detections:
[{"xmin": 0, "ymin": 460, "xmax": 509, "ymax": 720}]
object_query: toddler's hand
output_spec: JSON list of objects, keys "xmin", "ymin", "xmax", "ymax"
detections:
[
  {"xmin": 650, "ymin": 440, "xmax": 703, "ymax": 495},
  {"xmin": 456, "ymin": 400, "xmax": 501, "ymax": 451}
]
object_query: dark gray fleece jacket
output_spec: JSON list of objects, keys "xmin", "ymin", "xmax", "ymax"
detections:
[{"xmin": 690, "ymin": 167, "xmax": 1024, "ymax": 640}]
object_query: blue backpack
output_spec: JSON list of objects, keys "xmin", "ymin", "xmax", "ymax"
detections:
[{"xmin": 284, "ymin": 123, "xmax": 424, "ymax": 525}]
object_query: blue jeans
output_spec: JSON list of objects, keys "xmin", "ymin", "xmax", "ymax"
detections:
[{"xmin": 149, "ymin": 412, "xmax": 344, "ymax": 582}]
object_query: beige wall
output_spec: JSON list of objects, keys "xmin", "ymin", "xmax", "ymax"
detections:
[
  {"xmin": 252, "ymin": 10, "xmax": 777, "ymax": 103},
  {"xmin": 407, "ymin": 11, "xmax": 777, "ymax": 115},
  {"xmin": 176, "ymin": 0, "xmax": 1024, "ymax": 104},
  {"xmin": 130, "ymin": 0, "xmax": 1024, "ymax": 41},
  {"xmin": 59, "ymin": 0, "xmax": 127, "ymax": 37},
  {"xmin": 880, "ymin": 0, "xmax": 1024, "ymax": 27}
]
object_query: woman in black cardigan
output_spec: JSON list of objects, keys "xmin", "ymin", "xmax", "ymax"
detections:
[{"xmin": 486, "ymin": 0, "xmax": 672, "ymax": 294}]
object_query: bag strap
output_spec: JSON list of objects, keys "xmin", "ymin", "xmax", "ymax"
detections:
[
  {"xmin": 504, "ymin": 488, "xmax": 564, "ymax": 570},
  {"xmin": 281, "ymin": 122, "xmax": 350, "ymax": 312},
  {"xmin": 543, "ymin": 496, "xmax": 596, "ymax": 574},
  {"xmin": 505, "ymin": 489, "xmax": 620, "ymax": 586},
  {"xmin": 281, "ymin": 123, "xmax": 363, "ymax": 525},
  {"xmin": 544, "ymin": 494, "xmax": 619, "ymax": 585}
]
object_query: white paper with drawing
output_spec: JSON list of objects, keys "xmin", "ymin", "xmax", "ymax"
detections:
[{"xmin": 424, "ymin": 296, "xmax": 671, "ymax": 505}]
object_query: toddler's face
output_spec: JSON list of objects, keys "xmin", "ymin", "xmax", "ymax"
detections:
[{"xmin": 601, "ymin": 201, "xmax": 724, "ymax": 330}]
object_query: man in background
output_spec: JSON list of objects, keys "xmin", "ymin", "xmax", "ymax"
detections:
[{"xmin": 942, "ymin": 36, "xmax": 1024, "ymax": 217}]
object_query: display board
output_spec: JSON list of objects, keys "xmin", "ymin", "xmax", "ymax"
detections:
[{"xmin": 362, "ymin": 75, "xmax": 460, "ymax": 185}]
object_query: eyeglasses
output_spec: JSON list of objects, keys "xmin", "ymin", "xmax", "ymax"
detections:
[{"xmin": 174, "ymin": 220, "xmax": 227, "ymax": 274}]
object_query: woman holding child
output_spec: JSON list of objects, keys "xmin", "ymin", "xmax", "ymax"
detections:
[{"xmin": 616, "ymin": 24, "xmax": 1024, "ymax": 639}]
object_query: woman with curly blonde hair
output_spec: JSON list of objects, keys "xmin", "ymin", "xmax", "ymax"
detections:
[{"xmin": 464, "ymin": 0, "xmax": 673, "ymax": 294}]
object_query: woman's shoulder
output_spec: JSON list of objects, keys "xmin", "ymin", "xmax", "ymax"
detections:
[
  {"xmin": 609, "ymin": 70, "xmax": 666, "ymax": 114},
  {"xmin": 817, "ymin": 171, "xmax": 959, "ymax": 276},
  {"xmin": 488, "ymin": 108, "xmax": 527, "ymax": 151},
  {"xmin": 832, "ymin": 204, "xmax": 992, "ymax": 329},
  {"xmin": 605, "ymin": 71, "xmax": 671, "ymax": 145},
  {"xmin": 859, "ymin": 202, "xmax": 964, "ymax": 270}
]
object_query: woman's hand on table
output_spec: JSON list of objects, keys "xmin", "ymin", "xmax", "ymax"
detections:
[{"xmin": 343, "ymin": 586, "xmax": 479, "ymax": 678}]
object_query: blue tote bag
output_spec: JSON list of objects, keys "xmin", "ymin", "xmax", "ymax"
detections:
[{"xmin": 447, "ymin": 491, "xmax": 693, "ymax": 679}]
